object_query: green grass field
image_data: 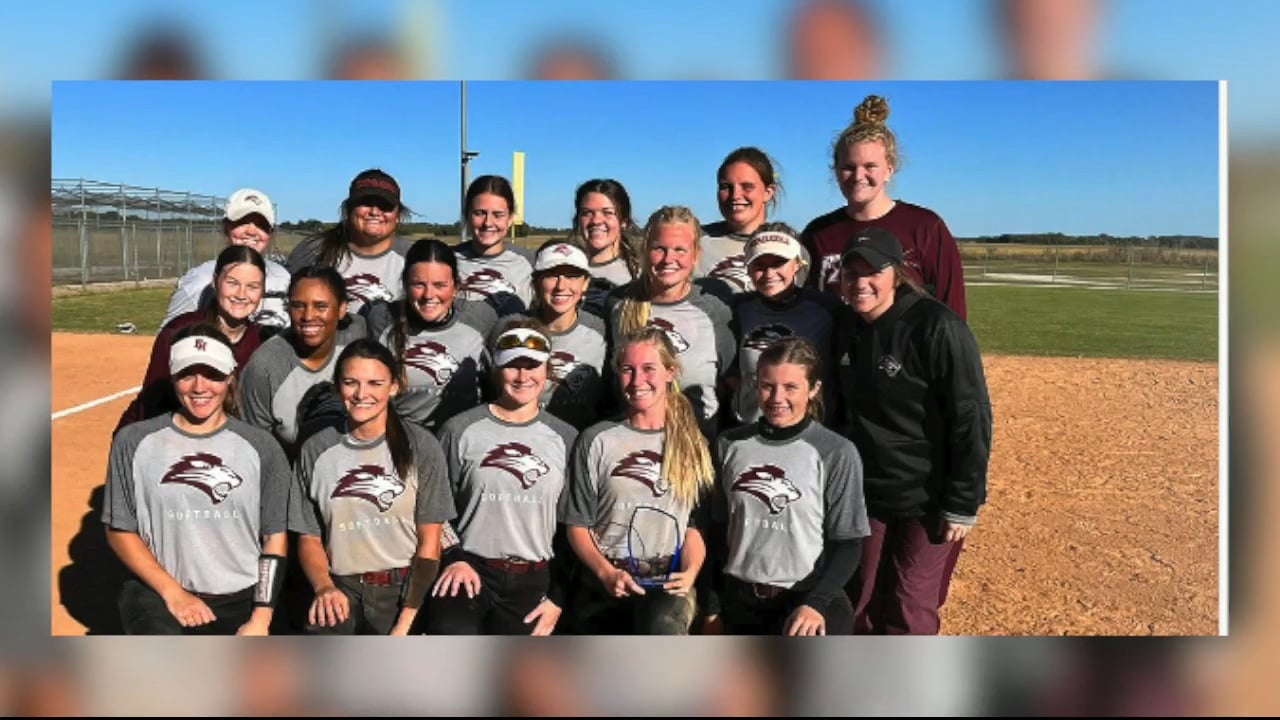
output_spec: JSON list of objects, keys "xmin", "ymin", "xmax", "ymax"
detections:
[
  {"xmin": 967, "ymin": 285, "xmax": 1217, "ymax": 361},
  {"xmin": 52, "ymin": 288, "xmax": 173, "ymax": 335},
  {"xmin": 53, "ymin": 284, "xmax": 1219, "ymax": 363}
]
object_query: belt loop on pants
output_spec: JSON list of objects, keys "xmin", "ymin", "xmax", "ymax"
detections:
[{"xmin": 359, "ymin": 566, "xmax": 409, "ymax": 587}]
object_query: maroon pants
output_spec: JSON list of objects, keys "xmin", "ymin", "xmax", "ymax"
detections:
[{"xmin": 847, "ymin": 515, "xmax": 960, "ymax": 635}]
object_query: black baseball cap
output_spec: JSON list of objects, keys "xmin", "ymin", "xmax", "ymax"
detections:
[
  {"xmin": 840, "ymin": 227, "xmax": 904, "ymax": 271},
  {"xmin": 347, "ymin": 168, "xmax": 401, "ymax": 207}
]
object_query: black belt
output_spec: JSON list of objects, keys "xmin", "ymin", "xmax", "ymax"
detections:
[{"xmin": 475, "ymin": 556, "xmax": 549, "ymax": 574}]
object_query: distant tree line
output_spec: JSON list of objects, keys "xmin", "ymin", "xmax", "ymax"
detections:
[
  {"xmin": 275, "ymin": 219, "xmax": 572, "ymax": 238},
  {"xmin": 957, "ymin": 233, "xmax": 1217, "ymax": 249}
]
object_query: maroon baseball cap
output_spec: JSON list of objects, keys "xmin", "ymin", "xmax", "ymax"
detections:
[{"xmin": 347, "ymin": 168, "xmax": 401, "ymax": 207}]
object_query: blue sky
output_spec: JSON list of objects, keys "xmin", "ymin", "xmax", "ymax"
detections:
[
  {"xmin": 52, "ymin": 80, "xmax": 1219, "ymax": 238},
  {"xmin": 4, "ymin": 0, "xmax": 1276, "ymax": 143}
]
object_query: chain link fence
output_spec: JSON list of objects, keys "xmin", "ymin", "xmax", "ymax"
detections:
[{"xmin": 52, "ymin": 179, "xmax": 306, "ymax": 286}]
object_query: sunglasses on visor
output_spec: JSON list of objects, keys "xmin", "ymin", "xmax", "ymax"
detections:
[{"xmin": 495, "ymin": 331, "xmax": 551, "ymax": 353}]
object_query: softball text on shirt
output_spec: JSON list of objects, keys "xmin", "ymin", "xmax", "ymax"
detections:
[
  {"xmin": 565, "ymin": 420, "xmax": 699, "ymax": 562},
  {"xmin": 437, "ymin": 405, "xmax": 577, "ymax": 561},
  {"xmin": 715, "ymin": 420, "xmax": 869, "ymax": 587},
  {"xmin": 288, "ymin": 424, "xmax": 454, "ymax": 576},
  {"xmin": 102, "ymin": 415, "xmax": 290, "ymax": 595}
]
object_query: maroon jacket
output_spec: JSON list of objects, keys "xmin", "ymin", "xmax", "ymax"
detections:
[
  {"xmin": 800, "ymin": 201, "xmax": 967, "ymax": 321},
  {"xmin": 113, "ymin": 311, "xmax": 267, "ymax": 436}
]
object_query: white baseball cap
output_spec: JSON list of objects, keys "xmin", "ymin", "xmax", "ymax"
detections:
[
  {"xmin": 169, "ymin": 335, "xmax": 237, "ymax": 376},
  {"xmin": 493, "ymin": 327, "xmax": 552, "ymax": 367},
  {"xmin": 534, "ymin": 242, "xmax": 590, "ymax": 273},
  {"xmin": 225, "ymin": 188, "xmax": 275, "ymax": 228},
  {"xmin": 744, "ymin": 230, "xmax": 804, "ymax": 266}
]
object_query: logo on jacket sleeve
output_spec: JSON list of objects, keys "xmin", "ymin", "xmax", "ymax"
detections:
[
  {"xmin": 404, "ymin": 340, "xmax": 461, "ymax": 385},
  {"xmin": 709, "ymin": 254, "xmax": 750, "ymax": 291},
  {"xmin": 345, "ymin": 273, "xmax": 396, "ymax": 304},
  {"xmin": 610, "ymin": 449, "xmax": 668, "ymax": 497},
  {"xmin": 645, "ymin": 317, "xmax": 690, "ymax": 353},
  {"xmin": 161, "ymin": 453, "xmax": 246, "ymax": 504},
  {"xmin": 743, "ymin": 323, "xmax": 795, "ymax": 351},
  {"xmin": 480, "ymin": 442, "xmax": 550, "ymax": 489},
  {"xmin": 331, "ymin": 464, "xmax": 406, "ymax": 511},
  {"xmin": 731, "ymin": 464, "xmax": 802, "ymax": 514},
  {"xmin": 462, "ymin": 268, "xmax": 517, "ymax": 298}
]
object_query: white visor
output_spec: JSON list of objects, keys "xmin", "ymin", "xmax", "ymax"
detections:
[
  {"xmin": 170, "ymin": 335, "xmax": 237, "ymax": 376},
  {"xmin": 534, "ymin": 242, "xmax": 591, "ymax": 273},
  {"xmin": 744, "ymin": 231, "xmax": 804, "ymax": 266},
  {"xmin": 493, "ymin": 328, "xmax": 552, "ymax": 367}
]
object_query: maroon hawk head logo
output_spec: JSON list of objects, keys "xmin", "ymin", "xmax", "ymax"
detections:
[
  {"xmin": 550, "ymin": 243, "xmax": 575, "ymax": 257},
  {"xmin": 331, "ymin": 464, "xmax": 406, "ymax": 512},
  {"xmin": 645, "ymin": 317, "xmax": 690, "ymax": 354},
  {"xmin": 744, "ymin": 323, "xmax": 795, "ymax": 352},
  {"xmin": 462, "ymin": 268, "xmax": 516, "ymax": 298},
  {"xmin": 404, "ymin": 340, "xmax": 460, "ymax": 385},
  {"xmin": 548, "ymin": 350, "xmax": 578, "ymax": 382},
  {"xmin": 480, "ymin": 442, "xmax": 550, "ymax": 490},
  {"xmin": 345, "ymin": 273, "xmax": 395, "ymax": 303},
  {"xmin": 160, "ymin": 452, "xmax": 245, "ymax": 504},
  {"xmin": 710, "ymin": 254, "xmax": 750, "ymax": 291},
  {"xmin": 731, "ymin": 464, "xmax": 802, "ymax": 515},
  {"xmin": 610, "ymin": 449, "xmax": 669, "ymax": 497},
  {"xmin": 820, "ymin": 254, "xmax": 842, "ymax": 291}
]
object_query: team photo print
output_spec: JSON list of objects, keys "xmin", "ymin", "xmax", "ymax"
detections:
[{"xmin": 51, "ymin": 78, "xmax": 1221, "ymax": 637}]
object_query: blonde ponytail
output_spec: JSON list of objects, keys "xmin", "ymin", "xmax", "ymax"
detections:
[
  {"xmin": 618, "ymin": 205, "xmax": 706, "ymax": 336},
  {"xmin": 614, "ymin": 327, "xmax": 714, "ymax": 506}
]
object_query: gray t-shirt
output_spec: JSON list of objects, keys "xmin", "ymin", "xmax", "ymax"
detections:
[
  {"xmin": 160, "ymin": 257, "xmax": 293, "ymax": 330},
  {"xmin": 729, "ymin": 288, "xmax": 842, "ymax": 423},
  {"xmin": 455, "ymin": 243, "xmax": 535, "ymax": 316},
  {"xmin": 607, "ymin": 282, "xmax": 735, "ymax": 423},
  {"xmin": 288, "ymin": 424, "xmax": 455, "ymax": 576},
  {"xmin": 366, "ymin": 298, "xmax": 498, "ymax": 432},
  {"xmin": 101, "ymin": 415, "xmax": 290, "ymax": 595},
  {"xmin": 238, "ymin": 334, "xmax": 346, "ymax": 450},
  {"xmin": 437, "ymin": 405, "xmax": 577, "ymax": 562},
  {"xmin": 564, "ymin": 420, "xmax": 701, "ymax": 562},
  {"xmin": 584, "ymin": 257, "xmax": 634, "ymax": 317},
  {"xmin": 715, "ymin": 419, "xmax": 869, "ymax": 588},
  {"xmin": 509, "ymin": 311, "xmax": 609, "ymax": 431},
  {"xmin": 697, "ymin": 224, "xmax": 755, "ymax": 295},
  {"xmin": 287, "ymin": 236, "xmax": 414, "ymax": 318}
]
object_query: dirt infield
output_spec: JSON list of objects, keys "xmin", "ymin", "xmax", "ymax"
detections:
[{"xmin": 50, "ymin": 333, "xmax": 1219, "ymax": 636}]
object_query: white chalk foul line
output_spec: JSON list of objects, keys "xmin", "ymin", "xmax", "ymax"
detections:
[{"xmin": 52, "ymin": 386, "xmax": 141, "ymax": 421}]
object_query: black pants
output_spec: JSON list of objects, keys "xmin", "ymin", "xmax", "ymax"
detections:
[
  {"xmin": 720, "ymin": 576, "xmax": 854, "ymax": 635},
  {"xmin": 568, "ymin": 577, "xmax": 697, "ymax": 635},
  {"xmin": 304, "ymin": 572, "xmax": 405, "ymax": 635},
  {"xmin": 425, "ymin": 555, "xmax": 550, "ymax": 635},
  {"xmin": 119, "ymin": 578, "xmax": 254, "ymax": 635}
]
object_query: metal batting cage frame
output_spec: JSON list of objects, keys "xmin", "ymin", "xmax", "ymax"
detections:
[{"xmin": 52, "ymin": 178, "xmax": 281, "ymax": 286}]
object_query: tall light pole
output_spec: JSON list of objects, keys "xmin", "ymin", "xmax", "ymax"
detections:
[{"xmin": 460, "ymin": 80, "xmax": 479, "ymax": 243}]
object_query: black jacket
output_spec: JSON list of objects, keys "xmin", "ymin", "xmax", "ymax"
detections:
[{"xmin": 837, "ymin": 286, "xmax": 992, "ymax": 519}]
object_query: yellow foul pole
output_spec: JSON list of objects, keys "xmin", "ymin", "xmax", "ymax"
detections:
[{"xmin": 511, "ymin": 151, "xmax": 526, "ymax": 239}]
